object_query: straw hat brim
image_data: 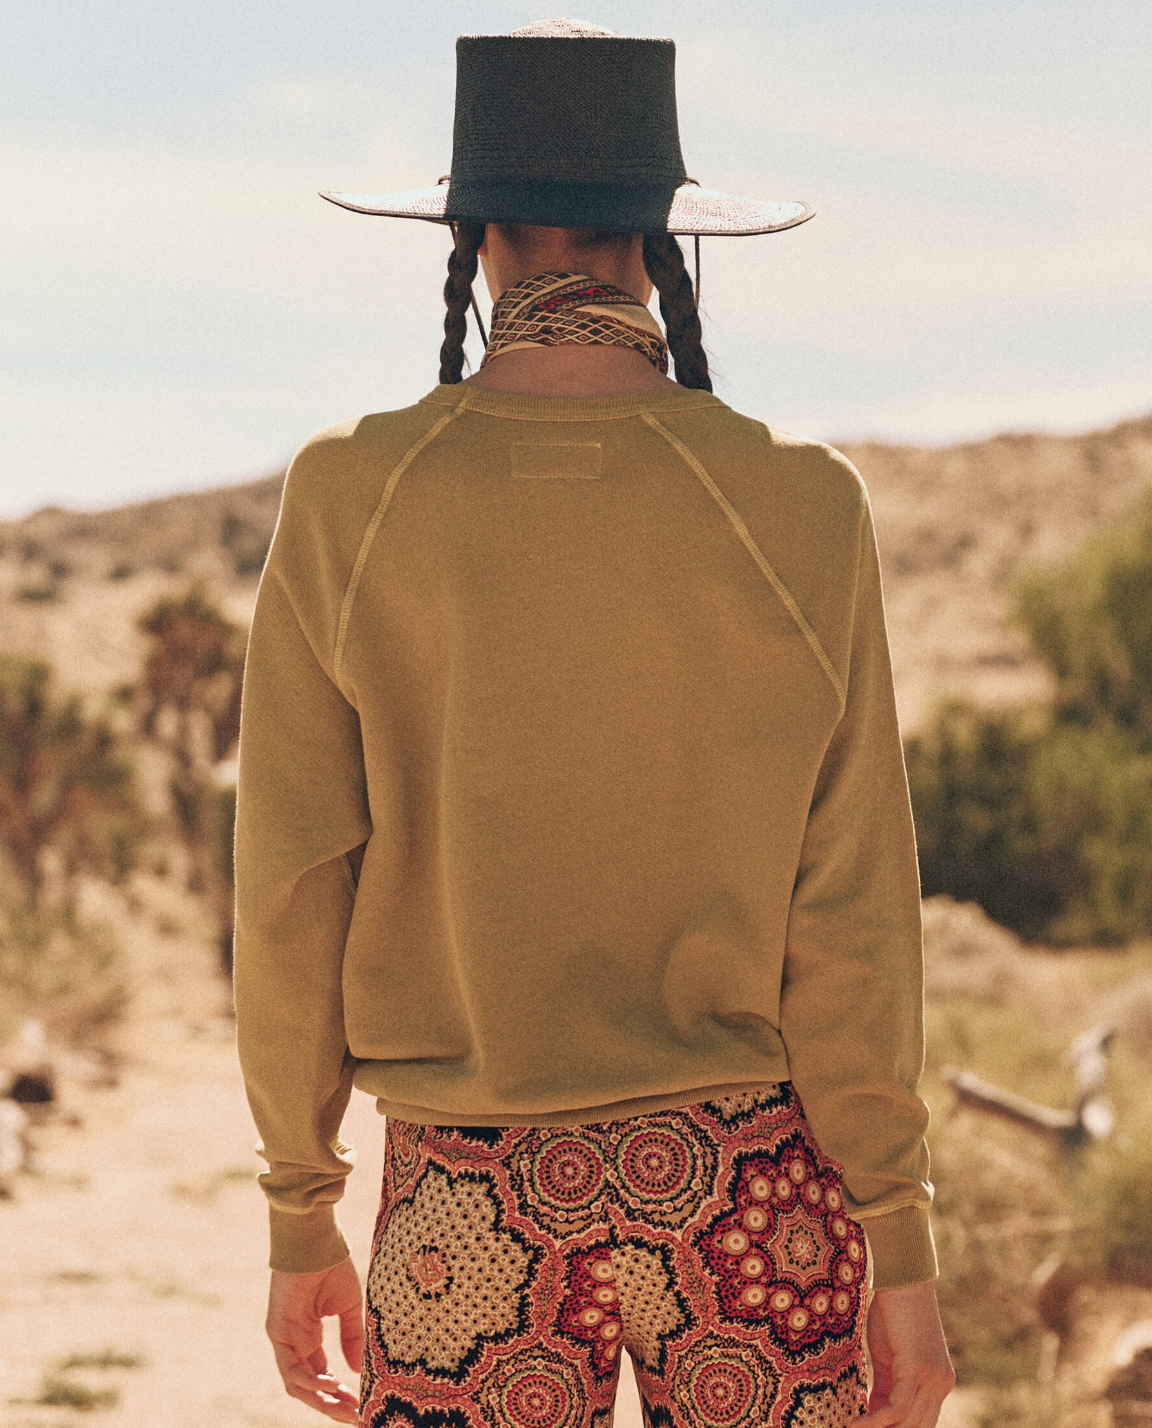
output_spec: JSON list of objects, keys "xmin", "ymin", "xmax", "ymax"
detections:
[{"xmin": 318, "ymin": 182, "xmax": 814, "ymax": 236}]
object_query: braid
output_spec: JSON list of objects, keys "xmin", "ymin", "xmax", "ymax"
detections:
[
  {"xmin": 439, "ymin": 220, "xmax": 485, "ymax": 384},
  {"xmin": 642, "ymin": 233, "xmax": 711, "ymax": 392}
]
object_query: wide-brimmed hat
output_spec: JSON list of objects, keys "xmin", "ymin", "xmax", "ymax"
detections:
[{"xmin": 320, "ymin": 19, "xmax": 814, "ymax": 237}]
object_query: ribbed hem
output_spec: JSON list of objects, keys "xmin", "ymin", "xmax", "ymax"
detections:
[
  {"xmin": 268, "ymin": 1203, "xmax": 352, "ymax": 1274},
  {"xmin": 857, "ymin": 1203, "xmax": 938, "ymax": 1289},
  {"xmin": 371, "ymin": 1079, "xmax": 788, "ymax": 1129},
  {"xmin": 419, "ymin": 383, "xmax": 726, "ymax": 423}
]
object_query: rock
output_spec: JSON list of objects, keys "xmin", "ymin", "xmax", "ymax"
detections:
[
  {"xmin": 7, "ymin": 1069, "xmax": 55, "ymax": 1105},
  {"xmin": 922, "ymin": 894, "xmax": 1046, "ymax": 1004},
  {"xmin": 1105, "ymin": 1342, "xmax": 1152, "ymax": 1428}
]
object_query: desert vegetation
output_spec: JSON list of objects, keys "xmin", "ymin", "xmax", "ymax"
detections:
[
  {"xmin": 1, "ymin": 414, "xmax": 1151, "ymax": 1427},
  {"xmin": 0, "ymin": 586, "xmax": 245, "ymax": 1047},
  {"xmin": 908, "ymin": 482, "xmax": 1152, "ymax": 945},
  {"xmin": 135, "ymin": 588, "xmax": 245, "ymax": 974},
  {"xmin": 0, "ymin": 655, "xmax": 137, "ymax": 1047}
]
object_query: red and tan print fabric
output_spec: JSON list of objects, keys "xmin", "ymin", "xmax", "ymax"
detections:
[
  {"xmin": 479, "ymin": 270, "xmax": 670, "ymax": 375},
  {"xmin": 359, "ymin": 1084, "xmax": 872, "ymax": 1428}
]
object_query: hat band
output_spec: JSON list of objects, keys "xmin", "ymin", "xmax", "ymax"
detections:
[{"xmin": 443, "ymin": 176, "xmax": 679, "ymax": 232}]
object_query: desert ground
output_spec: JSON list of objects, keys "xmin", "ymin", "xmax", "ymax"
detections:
[
  {"xmin": 3, "ymin": 409, "xmax": 1152, "ymax": 1427},
  {"xmin": 0, "ymin": 863, "xmax": 657, "ymax": 1428},
  {"xmin": 1, "ymin": 883, "xmax": 998, "ymax": 1428}
]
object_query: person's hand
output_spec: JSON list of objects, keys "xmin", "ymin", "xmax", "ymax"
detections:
[
  {"xmin": 266, "ymin": 1256, "xmax": 365, "ymax": 1423},
  {"xmin": 858, "ymin": 1280, "xmax": 956, "ymax": 1427}
]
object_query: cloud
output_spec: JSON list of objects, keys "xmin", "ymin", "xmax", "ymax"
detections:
[
  {"xmin": 3, "ymin": 3, "xmax": 1149, "ymax": 515},
  {"xmin": 768, "ymin": 355, "xmax": 1152, "ymax": 447},
  {"xmin": 0, "ymin": 137, "xmax": 477, "ymax": 516},
  {"xmin": 0, "ymin": 139, "xmax": 451, "ymax": 319}
]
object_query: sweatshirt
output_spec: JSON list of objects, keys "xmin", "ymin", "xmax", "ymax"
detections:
[{"xmin": 232, "ymin": 380, "xmax": 937, "ymax": 1290}]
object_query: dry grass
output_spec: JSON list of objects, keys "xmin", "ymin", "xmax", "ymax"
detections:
[
  {"xmin": 0, "ymin": 894, "xmax": 129, "ymax": 1048},
  {"xmin": 922, "ymin": 896, "xmax": 1152, "ymax": 1416}
]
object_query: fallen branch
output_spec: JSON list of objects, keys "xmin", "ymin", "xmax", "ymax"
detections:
[{"xmin": 941, "ymin": 1024, "xmax": 1116, "ymax": 1151}]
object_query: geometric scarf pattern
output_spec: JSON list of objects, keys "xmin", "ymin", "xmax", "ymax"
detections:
[{"xmin": 480, "ymin": 270, "xmax": 669, "ymax": 375}]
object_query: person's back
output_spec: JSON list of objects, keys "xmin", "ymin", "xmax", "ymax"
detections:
[{"xmin": 233, "ymin": 23, "xmax": 955, "ymax": 1428}]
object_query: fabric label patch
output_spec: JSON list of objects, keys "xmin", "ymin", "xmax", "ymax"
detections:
[{"xmin": 511, "ymin": 443, "xmax": 603, "ymax": 480}]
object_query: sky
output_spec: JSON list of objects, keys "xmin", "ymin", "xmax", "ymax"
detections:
[{"xmin": 2, "ymin": 0, "xmax": 1150, "ymax": 517}]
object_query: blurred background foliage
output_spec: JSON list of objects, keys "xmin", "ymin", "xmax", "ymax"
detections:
[
  {"xmin": 2, "ymin": 479, "xmax": 1152, "ymax": 1427},
  {"xmin": 0, "ymin": 589, "xmax": 242, "ymax": 1044},
  {"xmin": 907, "ymin": 483, "xmax": 1152, "ymax": 945}
]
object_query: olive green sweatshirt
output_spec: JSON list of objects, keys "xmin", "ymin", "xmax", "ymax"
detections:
[{"xmin": 233, "ymin": 382, "xmax": 937, "ymax": 1289}]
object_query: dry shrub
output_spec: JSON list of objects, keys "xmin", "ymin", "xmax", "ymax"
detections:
[
  {"xmin": 1068, "ymin": 1091, "xmax": 1152, "ymax": 1287},
  {"xmin": 923, "ymin": 925, "xmax": 1152, "ymax": 1415},
  {"xmin": 0, "ymin": 895, "xmax": 129, "ymax": 1045},
  {"xmin": 925, "ymin": 1023, "xmax": 1074, "ymax": 1388}
]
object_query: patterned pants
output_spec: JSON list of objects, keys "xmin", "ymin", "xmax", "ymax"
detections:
[{"xmin": 359, "ymin": 1083, "xmax": 871, "ymax": 1428}]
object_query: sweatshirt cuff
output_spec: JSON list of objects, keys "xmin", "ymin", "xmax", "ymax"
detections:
[
  {"xmin": 861, "ymin": 1203, "xmax": 938, "ymax": 1289},
  {"xmin": 268, "ymin": 1203, "xmax": 352, "ymax": 1274}
]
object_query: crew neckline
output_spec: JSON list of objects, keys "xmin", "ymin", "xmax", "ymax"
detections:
[{"xmin": 419, "ymin": 383, "xmax": 727, "ymax": 422}]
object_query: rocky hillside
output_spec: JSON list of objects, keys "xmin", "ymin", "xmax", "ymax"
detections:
[
  {"xmin": 841, "ymin": 413, "xmax": 1152, "ymax": 728},
  {"xmin": 2, "ymin": 412, "xmax": 1150, "ymax": 732}
]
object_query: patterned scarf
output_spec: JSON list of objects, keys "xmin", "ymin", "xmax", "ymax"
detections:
[{"xmin": 480, "ymin": 271, "xmax": 668, "ymax": 375}]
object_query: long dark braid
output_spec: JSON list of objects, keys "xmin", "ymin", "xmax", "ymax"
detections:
[
  {"xmin": 439, "ymin": 219, "xmax": 485, "ymax": 384},
  {"xmin": 642, "ymin": 232, "xmax": 712, "ymax": 392}
]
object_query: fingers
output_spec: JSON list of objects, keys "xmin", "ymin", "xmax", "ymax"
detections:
[
  {"xmin": 861, "ymin": 1282, "xmax": 955, "ymax": 1427},
  {"xmin": 271, "ymin": 1341, "xmax": 335, "ymax": 1396},
  {"xmin": 272, "ymin": 1344, "xmax": 360, "ymax": 1422},
  {"xmin": 266, "ymin": 1261, "xmax": 365, "ymax": 1421},
  {"xmin": 856, "ymin": 1383, "xmax": 909, "ymax": 1428},
  {"xmin": 282, "ymin": 1374, "xmax": 361, "ymax": 1424},
  {"xmin": 340, "ymin": 1305, "xmax": 366, "ymax": 1377},
  {"xmin": 858, "ymin": 1374, "xmax": 951, "ymax": 1428}
]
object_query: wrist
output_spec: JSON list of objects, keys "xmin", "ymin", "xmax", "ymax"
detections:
[
  {"xmin": 872, "ymin": 1280, "xmax": 938, "ymax": 1297},
  {"xmin": 270, "ymin": 1257, "xmax": 351, "ymax": 1278}
]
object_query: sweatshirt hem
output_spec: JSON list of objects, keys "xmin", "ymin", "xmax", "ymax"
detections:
[{"xmin": 369, "ymin": 1079, "xmax": 790, "ymax": 1128}]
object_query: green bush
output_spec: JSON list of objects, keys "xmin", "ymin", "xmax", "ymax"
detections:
[
  {"xmin": 906, "ymin": 480, "xmax": 1152, "ymax": 944},
  {"xmin": 1015, "ymin": 484, "xmax": 1152, "ymax": 743},
  {"xmin": 906, "ymin": 699, "xmax": 1058, "ymax": 939},
  {"xmin": 907, "ymin": 701, "xmax": 1152, "ymax": 943}
]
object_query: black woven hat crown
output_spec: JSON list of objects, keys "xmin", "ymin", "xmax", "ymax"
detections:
[
  {"xmin": 319, "ymin": 18, "xmax": 815, "ymax": 238},
  {"xmin": 445, "ymin": 19, "xmax": 686, "ymax": 230}
]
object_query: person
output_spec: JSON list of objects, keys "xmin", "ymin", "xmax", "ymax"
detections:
[{"xmin": 233, "ymin": 19, "xmax": 956, "ymax": 1428}]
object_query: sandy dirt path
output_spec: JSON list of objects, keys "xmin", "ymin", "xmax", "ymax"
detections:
[
  {"xmin": 0, "ymin": 1019, "xmax": 649, "ymax": 1428},
  {"xmin": 0, "ymin": 1020, "xmax": 986, "ymax": 1428},
  {"xmin": 0, "ymin": 875, "xmax": 991, "ymax": 1428}
]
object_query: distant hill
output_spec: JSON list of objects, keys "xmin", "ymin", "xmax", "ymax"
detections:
[
  {"xmin": 839, "ymin": 412, "xmax": 1152, "ymax": 728},
  {"xmin": 2, "ymin": 412, "xmax": 1150, "ymax": 733}
]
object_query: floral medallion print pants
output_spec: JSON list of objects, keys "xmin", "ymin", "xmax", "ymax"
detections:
[{"xmin": 359, "ymin": 1083, "xmax": 872, "ymax": 1428}]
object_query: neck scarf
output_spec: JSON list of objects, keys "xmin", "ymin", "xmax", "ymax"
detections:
[{"xmin": 480, "ymin": 271, "xmax": 668, "ymax": 375}]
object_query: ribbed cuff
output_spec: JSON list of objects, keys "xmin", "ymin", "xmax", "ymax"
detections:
[
  {"xmin": 268, "ymin": 1203, "xmax": 352, "ymax": 1274},
  {"xmin": 860, "ymin": 1204, "xmax": 938, "ymax": 1289}
]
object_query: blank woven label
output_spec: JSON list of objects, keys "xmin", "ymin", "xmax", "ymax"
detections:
[{"xmin": 511, "ymin": 442, "xmax": 603, "ymax": 480}]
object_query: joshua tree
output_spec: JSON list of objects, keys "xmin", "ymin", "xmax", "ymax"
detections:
[
  {"xmin": 136, "ymin": 588, "xmax": 245, "ymax": 974},
  {"xmin": 0, "ymin": 654, "xmax": 136, "ymax": 909}
]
